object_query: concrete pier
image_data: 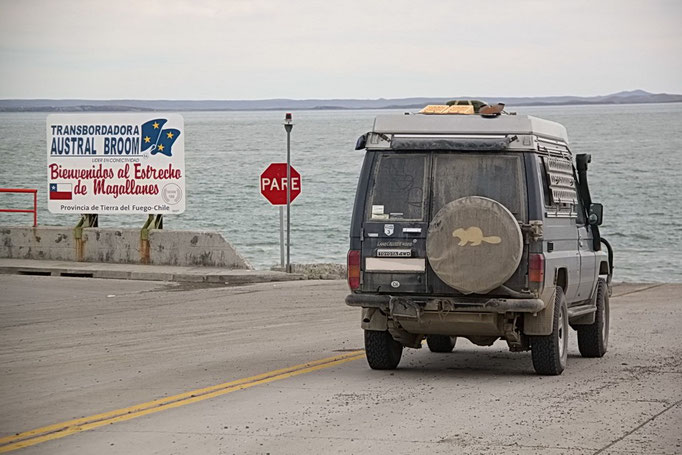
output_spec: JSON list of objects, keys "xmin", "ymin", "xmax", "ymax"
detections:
[
  {"xmin": 0, "ymin": 258, "xmax": 303, "ymax": 284},
  {"xmin": 0, "ymin": 277, "xmax": 679, "ymax": 454}
]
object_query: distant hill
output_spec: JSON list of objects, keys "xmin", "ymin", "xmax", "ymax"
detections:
[{"xmin": 1, "ymin": 90, "xmax": 680, "ymax": 112}]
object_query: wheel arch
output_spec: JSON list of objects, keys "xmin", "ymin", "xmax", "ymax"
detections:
[
  {"xmin": 555, "ymin": 267, "xmax": 568, "ymax": 292},
  {"xmin": 598, "ymin": 260, "xmax": 609, "ymax": 276}
]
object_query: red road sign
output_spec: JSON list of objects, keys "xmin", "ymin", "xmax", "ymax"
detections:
[{"xmin": 260, "ymin": 163, "xmax": 302, "ymax": 205}]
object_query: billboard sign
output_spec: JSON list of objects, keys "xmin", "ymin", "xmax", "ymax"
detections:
[{"xmin": 46, "ymin": 113, "xmax": 185, "ymax": 214}]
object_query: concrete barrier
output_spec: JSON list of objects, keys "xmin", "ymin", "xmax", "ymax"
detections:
[
  {"xmin": 147, "ymin": 230, "xmax": 250, "ymax": 268},
  {"xmin": 81, "ymin": 229, "xmax": 140, "ymax": 264},
  {"xmin": 0, "ymin": 226, "xmax": 76, "ymax": 261},
  {"xmin": 0, "ymin": 226, "xmax": 251, "ymax": 269}
]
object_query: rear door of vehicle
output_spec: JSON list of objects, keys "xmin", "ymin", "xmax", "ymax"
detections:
[
  {"xmin": 428, "ymin": 152, "xmax": 528, "ymax": 294},
  {"xmin": 361, "ymin": 153, "xmax": 430, "ymax": 294}
]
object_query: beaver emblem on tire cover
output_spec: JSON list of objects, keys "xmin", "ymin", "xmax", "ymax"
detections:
[{"xmin": 452, "ymin": 227, "xmax": 502, "ymax": 246}]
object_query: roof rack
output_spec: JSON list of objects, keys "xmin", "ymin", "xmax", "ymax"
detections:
[{"xmin": 419, "ymin": 100, "xmax": 506, "ymax": 117}]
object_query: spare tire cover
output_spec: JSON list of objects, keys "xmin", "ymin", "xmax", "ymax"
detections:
[{"xmin": 426, "ymin": 196, "xmax": 523, "ymax": 295}]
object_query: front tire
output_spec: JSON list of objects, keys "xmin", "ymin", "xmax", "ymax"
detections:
[
  {"xmin": 531, "ymin": 287, "xmax": 568, "ymax": 375},
  {"xmin": 577, "ymin": 279, "xmax": 609, "ymax": 357},
  {"xmin": 364, "ymin": 330, "xmax": 402, "ymax": 370},
  {"xmin": 426, "ymin": 335, "xmax": 457, "ymax": 353}
]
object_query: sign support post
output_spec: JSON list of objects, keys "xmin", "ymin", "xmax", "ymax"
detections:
[
  {"xmin": 140, "ymin": 214, "xmax": 164, "ymax": 264},
  {"xmin": 74, "ymin": 214, "xmax": 98, "ymax": 262},
  {"xmin": 259, "ymin": 160, "xmax": 301, "ymax": 269},
  {"xmin": 283, "ymin": 113, "xmax": 294, "ymax": 273},
  {"xmin": 279, "ymin": 206, "xmax": 285, "ymax": 268}
]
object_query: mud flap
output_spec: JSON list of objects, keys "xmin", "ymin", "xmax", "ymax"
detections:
[
  {"xmin": 571, "ymin": 312, "xmax": 596, "ymax": 326},
  {"xmin": 524, "ymin": 289, "xmax": 555, "ymax": 336},
  {"xmin": 387, "ymin": 319, "xmax": 422, "ymax": 348},
  {"xmin": 361, "ymin": 308, "xmax": 388, "ymax": 331}
]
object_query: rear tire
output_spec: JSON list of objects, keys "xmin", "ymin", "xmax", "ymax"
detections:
[
  {"xmin": 426, "ymin": 335, "xmax": 457, "ymax": 353},
  {"xmin": 531, "ymin": 287, "xmax": 568, "ymax": 375},
  {"xmin": 364, "ymin": 330, "xmax": 403, "ymax": 370},
  {"xmin": 578, "ymin": 279, "xmax": 609, "ymax": 357}
]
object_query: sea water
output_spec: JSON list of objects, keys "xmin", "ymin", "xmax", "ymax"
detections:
[{"xmin": 0, "ymin": 103, "xmax": 680, "ymax": 282}]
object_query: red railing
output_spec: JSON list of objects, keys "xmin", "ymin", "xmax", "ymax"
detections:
[{"xmin": 0, "ymin": 188, "xmax": 38, "ymax": 227}]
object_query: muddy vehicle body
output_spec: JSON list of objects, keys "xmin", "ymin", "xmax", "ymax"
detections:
[{"xmin": 346, "ymin": 108, "xmax": 613, "ymax": 375}]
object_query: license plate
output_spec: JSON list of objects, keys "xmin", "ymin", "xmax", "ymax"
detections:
[{"xmin": 376, "ymin": 249, "xmax": 412, "ymax": 258}]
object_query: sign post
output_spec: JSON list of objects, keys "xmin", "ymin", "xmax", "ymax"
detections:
[
  {"xmin": 279, "ymin": 206, "xmax": 285, "ymax": 267},
  {"xmin": 283, "ymin": 113, "xmax": 294, "ymax": 272},
  {"xmin": 259, "ymin": 161, "xmax": 301, "ymax": 271}
]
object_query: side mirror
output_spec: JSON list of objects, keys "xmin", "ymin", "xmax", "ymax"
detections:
[{"xmin": 588, "ymin": 203, "xmax": 603, "ymax": 226}]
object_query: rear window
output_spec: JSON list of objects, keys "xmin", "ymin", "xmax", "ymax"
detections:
[
  {"xmin": 432, "ymin": 153, "xmax": 526, "ymax": 219},
  {"xmin": 367, "ymin": 154, "xmax": 427, "ymax": 221}
]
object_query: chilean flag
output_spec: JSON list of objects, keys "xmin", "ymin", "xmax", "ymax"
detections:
[{"xmin": 50, "ymin": 183, "xmax": 72, "ymax": 200}]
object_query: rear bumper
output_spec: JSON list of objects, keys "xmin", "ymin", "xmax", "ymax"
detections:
[{"xmin": 345, "ymin": 293, "xmax": 544, "ymax": 314}]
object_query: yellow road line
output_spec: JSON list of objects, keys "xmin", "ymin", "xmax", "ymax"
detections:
[{"xmin": 0, "ymin": 350, "xmax": 365, "ymax": 453}]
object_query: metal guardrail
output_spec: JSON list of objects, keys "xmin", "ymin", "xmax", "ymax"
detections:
[{"xmin": 0, "ymin": 188, "xmax": 38, "ymax": 227}]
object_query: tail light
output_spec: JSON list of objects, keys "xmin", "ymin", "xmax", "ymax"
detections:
[
  {"xmin": 529, "ymin": 253, "xmax": 545, "ymax": 283},
  {"xmin": 347, "ymin": 250, "xmax": 361, "ymax": 290}
]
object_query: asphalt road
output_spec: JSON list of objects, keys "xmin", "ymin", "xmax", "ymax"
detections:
[{"xmin": 0, "ymin": 275, "xmax": 680, "ymax": 454}]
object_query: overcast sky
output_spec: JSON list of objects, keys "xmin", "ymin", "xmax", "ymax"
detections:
[{"xmin": 0, "ymin": 0, "xmax": 680, "ymax": 99}]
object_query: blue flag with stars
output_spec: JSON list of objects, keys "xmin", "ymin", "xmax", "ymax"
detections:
[
  {"xmin": 152, "ymin": 128, "xmax": 181, "ymax": 157},
  {"xmin": 140, "ymin": 119, "xmax": 167, "ymax": 152}
]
